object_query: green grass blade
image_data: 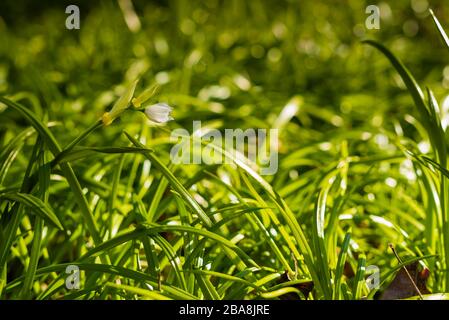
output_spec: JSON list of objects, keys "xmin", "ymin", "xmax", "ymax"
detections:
[
  {"xmin": 105, "ymin": 282, "xmax": 172, "ymax": 300},
  {"xmin": 352, "ymin": 254, "xmax": 366, "ymax": 300},
  {"xmin": 20, "ymin": 146, "xmax": 49, "ymax": 298},
  {"xmin": 54, "ymin": 146, "xmax": 152, "ymax": 164},
  {"xmin": 124, "ymin": 131, "xmax": 213, "ymax": 227},
  {"xmin": 333, "ymin": 231, "xmax": 351, "ymax": 300},
  {"xmin": 0, "ymin": 192, "xmax": 62, "ymax": 230},
  {"xmin": 0, "ymin": 96, "xmax": 101, "ymax": 244},
  {"xmin": 362, "ymin": 40, "xmax": 441, "ymax": 150},
  {"xmin": 430, "ymin": 9, "xmax": 449, "ymax": 53},
  {"xmin": 312, "ymin": 171, "xmax": 336, "ymax": 299}
]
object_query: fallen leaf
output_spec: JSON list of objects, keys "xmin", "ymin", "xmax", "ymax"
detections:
[{"xmin": 380, "ymin": 262, "xmax": 430, "ymax": 300}]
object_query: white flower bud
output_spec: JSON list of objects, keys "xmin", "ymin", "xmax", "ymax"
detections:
[{"xmin": 144, "ymin": 103, "xmax": 173, "ymax": 124}]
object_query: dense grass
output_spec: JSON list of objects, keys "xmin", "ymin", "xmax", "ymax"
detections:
[{"xmin": 1, "ymin": 1, "xmax": 449, "ymax": 300}]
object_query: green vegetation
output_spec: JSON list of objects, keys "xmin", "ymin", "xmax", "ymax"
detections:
[{"xmin": 1, "ymin": 0, "xmax": 449, "ymax": 300}]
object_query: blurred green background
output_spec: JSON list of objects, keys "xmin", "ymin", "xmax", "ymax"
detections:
[{"xmin": 1, "ymin": 0, "xmax": 448, "ymax": 140}]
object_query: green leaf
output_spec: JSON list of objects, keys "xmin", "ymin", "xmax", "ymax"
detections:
[
  {"xmin": 105, "ymin": 282, "xmax": 172, "ymax": 300},
  {"xmin": 104, "ymin": 80, "xmax": 139, "ymax": 124},
  {"xmin": 313, "ymin": 170, "xmax": 336, "ymax": 299},
  {"xmin": 0, "ymin": 96, "xmax": 101, "ymax": 244},
  {"xmin": 334, "ymin": 231, "xmax": 351, "ymax": 300},
  {"xmin": 352, "ymin": 254, "xmax": 366, "ymax": 300},
  {"xmin": 6, "ymin": 263, "xmax": 196, "ymax": 299},
  {"xmin": 0, "ymin": 192, "xmax": 63, "ymax": 230},
  {"xmin": 54, "ymin": 146, "xmax": 153, "ymax": 164},
  {"xmin": 362, "ymin": 40, "xmax": 443, "ymax": 154},
  {"xmin": 430, "ymin": 9, "xmax": 449, "ymax": 53},
  {"xmin": 124, "ymin": 131, "xmax": 213, "ymax": 228},
  {"xmin": 20, "ymin": 145, "xmax": 48, "ymax": 298}
]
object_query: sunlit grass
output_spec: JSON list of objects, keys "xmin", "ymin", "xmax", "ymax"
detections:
[{"xmin": 1, "ymin": 1, "xmax": 449, "ymax": 300}]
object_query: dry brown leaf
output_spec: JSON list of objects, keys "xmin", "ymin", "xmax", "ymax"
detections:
[{"xmin": 380, "ymin": 262, "xmax": 430, "ymax": 300}]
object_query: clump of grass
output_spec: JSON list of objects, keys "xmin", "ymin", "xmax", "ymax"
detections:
[{"xmin": 1, "ymin": 1, "xmax": 449, "ymax": 300}]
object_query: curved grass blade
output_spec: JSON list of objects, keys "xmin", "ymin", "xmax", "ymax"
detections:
[
  {"xmin": 105, "ymin": 282, "xmax": 172, "ymax": 300},
  {"xmin": 334, "ymin": 231, "xmax": 351, "ymax": 300},
  {"xmin": 124, "ymin": 131, "xmax": 213, "ymax": 227},
  {"xmin": 185, "ymin": 269, "xmax": 262, "ymax": 293},
  {"xmin": 152, "ymin": 234, "xmax": 187, "ymax": 291},
  {"xmin": 352, "ymin": 254, "xmax": 366, "ymax": 300},
  {"xmin": 0, "ymin": 192, "xmax": 63, "ymax": 230},
  {"xmin": 362, "ymin": 40, "xmax": 444, "ymax": 154},
  {"xmin": 0, "ymin": 96, "xmax": 101, "ymax": 244},
  {"xmin": 0, "ymin": 134, "xmax": 41, "ymax": 280},
  {"xmin": 80, "ymin": 224, "xmax": 258, "ymax": 269},
  {"xmin": 54, "ymin": 146, "xmax": 152, "ymax": 164},
  {"xmin": 165, "ymin": 131, "xmax": 318, "ymax": 284},
  {"xmin": 313, "ymin": 171, "xmax": 336, "ymax": 299},
  {"xmin": 6, "ymin": 263, "xmax": 196, "ymax": 299},
  {"xmin": 259, "ymin": 287, "xmax": 303, "ymax": 299},
  {"xmin": 363, "ymin": 39, "xmax": 449, "ymax": 290},
  {"xmin": 20, "ymin": 146, "xmax": 49, "ymax": 298},
  {"xmin": 430, "ymin": 9, "xmax": 449, "ymax": 53},
  {"xmin": 194, "ymin": 273, "xmax": 221, "ymax": 300}
]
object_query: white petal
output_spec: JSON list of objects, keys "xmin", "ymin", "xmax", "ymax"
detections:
[{"xmin": 144, "ymin": 103, "xmax": 173, "ymax": 124}]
